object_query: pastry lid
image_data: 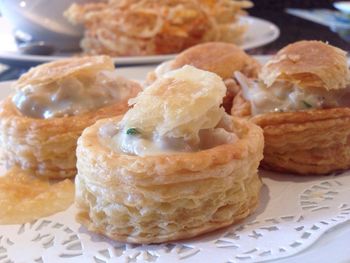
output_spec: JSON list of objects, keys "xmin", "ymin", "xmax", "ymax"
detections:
[
  {"xmin": 15, "ymin": 55, "xmax": 114, "ymax": 89},
  {"xmin": 259, "ymin": 40, "xmax": 350, "ymax": 90},
  {"xmin": 170, "ymin": 42, "xmax": 260, "ymax": 79}
]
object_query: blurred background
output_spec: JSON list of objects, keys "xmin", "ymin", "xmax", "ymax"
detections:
[
  {"xmin": 251, "ymin": 0, "xmax": 335, "ymax": 10},
  {"xmin": 0, "ymin": 0, "xmax": 349, "ymax": 80},
  {"xmin": 249, "ymin": 0, "xmax": 349, "ymax": 54}
]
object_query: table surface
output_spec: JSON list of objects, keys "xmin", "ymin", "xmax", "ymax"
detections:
[{"xmin": 248, "ymin": 10, "xmax": 350, "ymax": 55}]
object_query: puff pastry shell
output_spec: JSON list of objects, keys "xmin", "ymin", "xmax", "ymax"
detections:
[
  {"xmin": 0, "ymin": 55, "xmax": 141, "ymax": 179},
  {"xmin": 0, "ymin": 88, "xmax": 139, "ymax": 179},
  {"xmin": 232, "ymin": 89, "xmax": 350, "ymax": 174},
  {"xmin": 231, "ymin": 40, "xmax": 350, "ymax": 175},
  {"xmin": 75, "ymin": 116, "xmax": 264, "ymax": 243}
]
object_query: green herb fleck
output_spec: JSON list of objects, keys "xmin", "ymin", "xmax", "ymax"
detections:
[
  {"xmin": 126, "ymin": 128, "xmax": 139, "ymax": 135},
  {"xmin": 302, "ymin": 100, "xmax": 312, "ymax": 108}
]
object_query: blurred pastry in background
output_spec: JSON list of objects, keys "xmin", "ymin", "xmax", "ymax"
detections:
[
  {"xmin": 0, "ymin": 56, "xmax": 141, "ymax": 179},
  {"xmin": 147, "ymin": 42, "xmax": 260, "ymax": 112},
  {"xmin": 232, "ymin": 40, "xmax": 350, "ymax": 175},
  {"xmin": 75, "ymin": 65, "xmax": 264, "ymax": 243},
  {"xmin": 65, "ymin": 0, "xmax": 252, "ymax": 56}
]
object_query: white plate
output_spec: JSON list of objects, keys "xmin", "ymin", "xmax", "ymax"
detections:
[
  {"xmin": 0, "ymin": 16, "xmax": 279, "ymax": 67},
  {"xmin": 1, "ymin": 58, "xmax": 350, "ymax": 263}
]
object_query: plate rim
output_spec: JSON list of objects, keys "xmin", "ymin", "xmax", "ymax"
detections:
[{"xmin": 0, "ymin": 16, "xmax": 279, "ymax": 67}]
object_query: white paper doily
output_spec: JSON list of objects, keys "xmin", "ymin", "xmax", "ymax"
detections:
[{"xmin": 1, "ymin": 169, "xmax": 350, "ymax": 263}]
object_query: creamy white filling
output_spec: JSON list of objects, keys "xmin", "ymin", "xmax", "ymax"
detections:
[
  {"xmin": 114, "ymin": 132, "xmax": 194, "ymax": 156},
  {"xmin": 12, "ymin": 71, "xmax": 133, "ymax": 119},
  {"xmin": 235, "ymin": 72, "xmax": 350, "ymax": 115},
  {"xmin": 99, "ymin": 114, "xmax": 237, "ymax": 157}
]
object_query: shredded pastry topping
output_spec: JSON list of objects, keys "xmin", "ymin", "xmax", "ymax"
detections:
[{"xmin": 65, "ymin": 0, "xmax": 252, "ymax": 56}]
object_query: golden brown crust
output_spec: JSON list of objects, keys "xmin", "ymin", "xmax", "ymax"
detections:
[
  {"xmin": 231, "ymin": 92, "xmax": 350, "ymax": 174},
  {"xmin": 0, "ymin": 83, "xmax": 141, "ymax": 179},
  {"xmin": 170, "ymin": 42, "xmax": 261, "ymax": 79},
  {"xmin": 253, "ymin": 108, "xmax": 350, "ymax": 174},
  {"xmin": 260, "ymin": 41, "xmax": 350, "ymax": 90},
  {"xmin": 75, "ymin": 116, "xmax": 264, "ymax": 243}
]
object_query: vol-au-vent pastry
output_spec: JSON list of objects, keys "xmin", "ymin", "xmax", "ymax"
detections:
[
  {"xmin": 75, "ymin": 65, "xmax": 264, "ymax": 243},
  {"xmin": 0, "ymin": 56, "xmax": 141, "ymax": 179},
  {"xmin": 231, "ymin": 40, "xmax": 350, "ymax": 174},
  {"xmin": 147, "ymin": 42, "xmax": 261, "ymax": 113}
]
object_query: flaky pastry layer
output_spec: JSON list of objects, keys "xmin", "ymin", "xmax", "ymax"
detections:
[
  {"xmin": 260, "ymin": 41, "xmax": 350, "ymax": 90},
  {"xmin": 0, "ymin": 83, "xmax": 140, "ymax": 179},
  {"xmin": 75, "ymin": 116, "xmax": 264, "ymax": 244},
  {"xmin": 146, "ymin": 42, "xmax": 260, "ymax": 113},
  {"xmin": 170, "ymin": 42, "xmax": 260, "ymax": 80},
  {"xmin": 232, "ymin": 92, "xmax": 350, "ymax": 174},
  {"xmin": 15, "ymin": 56, "xmax": 114, "ymax": 89}
]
